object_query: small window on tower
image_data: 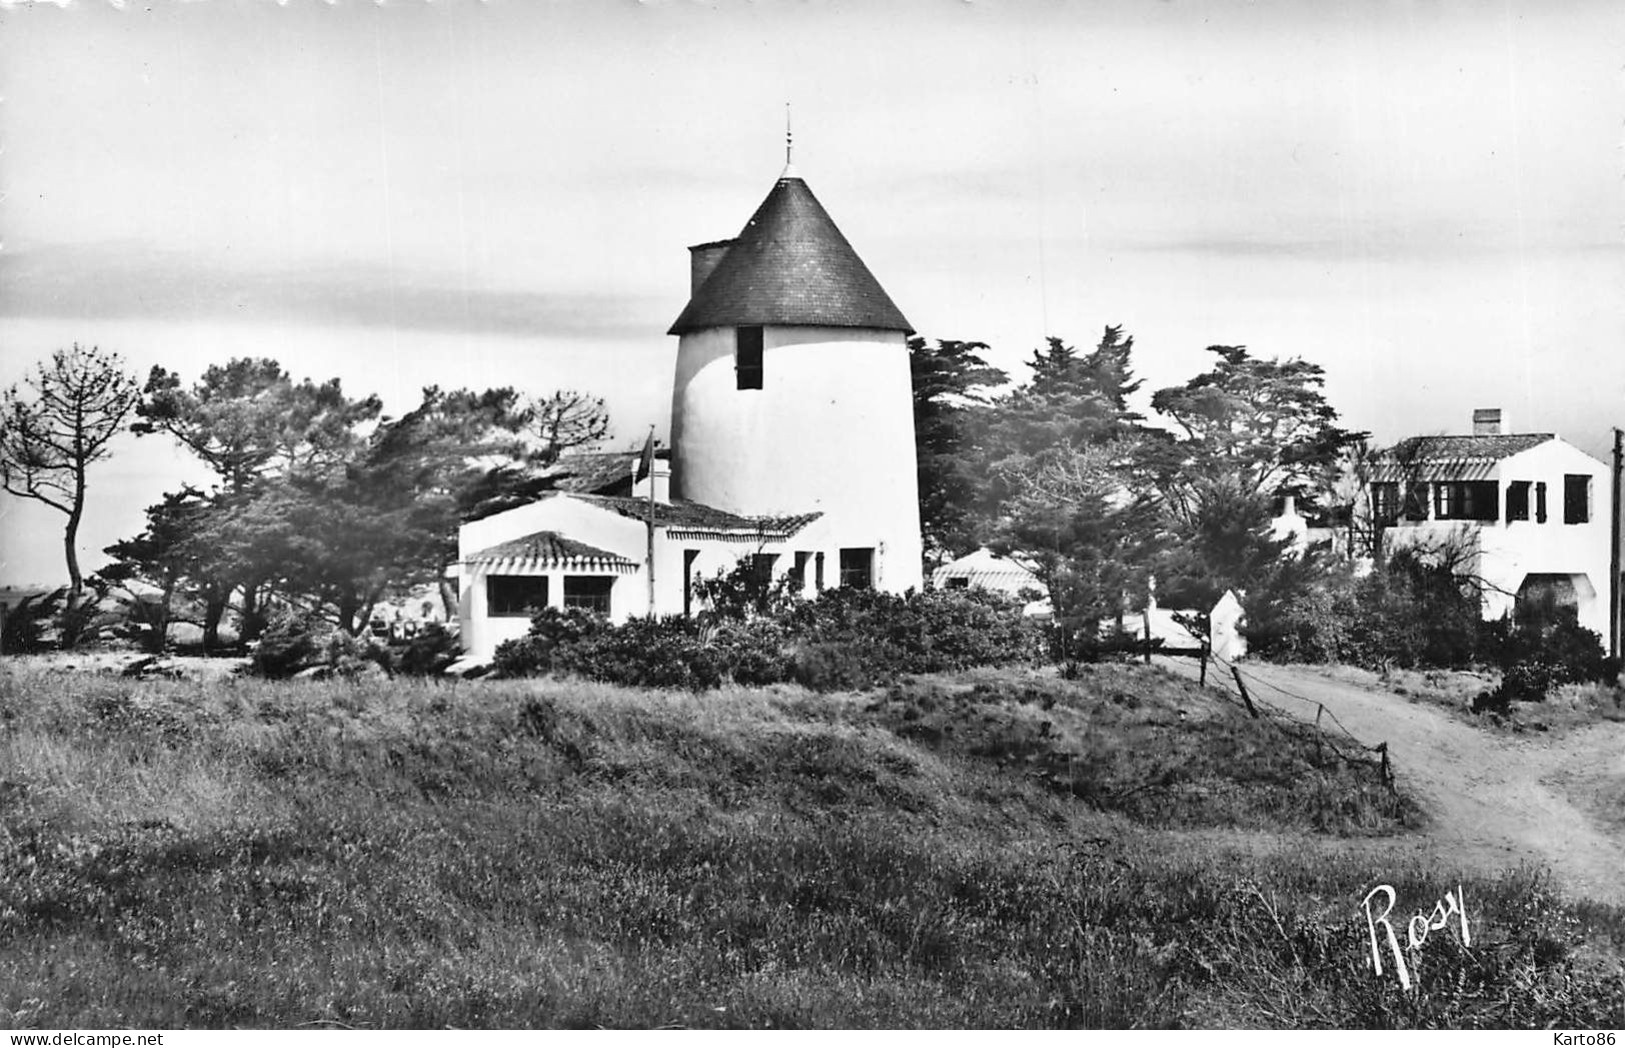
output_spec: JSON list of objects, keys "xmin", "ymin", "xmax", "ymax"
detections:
[{"xmin": 736, "ymin": 327, "xmax": 764, "ymax": 390}]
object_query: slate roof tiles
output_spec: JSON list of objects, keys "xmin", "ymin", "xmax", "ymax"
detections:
[{"xmin": 668, "ymin": 175, "xmax": 912, "ymax": 336}]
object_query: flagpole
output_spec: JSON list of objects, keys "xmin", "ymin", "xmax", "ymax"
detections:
[{"xmin": 645, "ymin": 426, "xmax": 657, "ymax": 617}]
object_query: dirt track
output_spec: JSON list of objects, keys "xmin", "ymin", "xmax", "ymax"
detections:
[{"xmin": 1158, "ymin": 657, "xmax": 1625, "ymax": 905}]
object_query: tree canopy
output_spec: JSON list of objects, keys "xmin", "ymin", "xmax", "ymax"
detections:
[
  {"xmin": 0, "ymin": 345, "xmax": 140, "ymax": 602},
  {"xmin": 909, "ymin": 337, "xmax": 1008, "ymax": 560},
  {"xmin": 113, "ymin": 359, "xmax": 608, "ymax": 646}
]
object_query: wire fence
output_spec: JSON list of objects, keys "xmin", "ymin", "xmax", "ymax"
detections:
[{"xmin": 1163, "ymin": 645, "xmax": 1396, "ymax": 791}]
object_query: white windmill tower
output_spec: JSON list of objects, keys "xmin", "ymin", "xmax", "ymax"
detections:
[{"xmin": 666, "ymin": 132, "xmax": 923, "ymax": 593}]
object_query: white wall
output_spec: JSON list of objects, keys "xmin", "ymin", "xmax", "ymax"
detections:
[
  {"xmin": 670, "ymin": 324, "xmax": 924, "ymax": 593},
  {"xmin": 1382, "ymin": 438, "xmax": 1612, "ymax": 634},
  {"xmin": 456, "ymin": 496, "xmax": 647, "ymax": 660}
]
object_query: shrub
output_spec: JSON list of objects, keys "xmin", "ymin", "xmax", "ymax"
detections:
[
  {"xmin": 250, "ymin": 612, "xmax": 330, "ymax": 678},
  {"xmin": 491, "ymin": 607, "xmax": 607, "ymax": 678},
  {"xmin": 494, "ymin": 586, "xmax": 1035, "ymax": 691},
  {"xmin": 790, "ymin": 639, "xmax": 894, "ymax": 692},
  {"xmin": 711, "ymin": 619, "xmax": 794, "ymax": 686},
  {"xmin": 250, "ymin": 611, "xmax": 392, "ymax": 679},
  {"xmin": 691, "ymin": 558, "xmax": 799, "ymax": 622},
  {"xmin": 1, "ymin": 589, "xmax": 66, "ymax": 654},
  {"xmin": 1481, "ymin": 614, "xmax": 1612, "ymax": 706},
  {"xmin": 553, "ymin": 615, "xmax": 724, "ymax": 690},
  {"xmin": 384, "ymin": 623, "xmax": 463, "ymax": 677},
  {"xmin": 783, "ymin": 586, "xmax": 1039, "ymax": 676},
  {"xmin": 1247, "ymin": 553, "xmax": 1486, "ymax": 671}
]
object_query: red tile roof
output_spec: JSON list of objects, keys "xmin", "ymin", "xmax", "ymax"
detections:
[
  {"xmin": 1372, "ymin": 434, "xmax": 1556, "ymax": 481},
  {"xmin": 465, "ymin": 531, "xmax": 636, "ymax": 570},
  {"xmin": 576, "ymin": 494, "xmax": 820, "ymax": 537},
  {"xmin": 667, "ymin": 175, "xmax": 912, "ymax": 336}
]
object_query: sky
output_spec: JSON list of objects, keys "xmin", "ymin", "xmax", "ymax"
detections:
[{"xmin": 2, "ymin": 0, "xmax": 1622, "ymax": 588}]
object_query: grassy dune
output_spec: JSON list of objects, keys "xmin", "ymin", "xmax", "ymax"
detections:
[{"xmin": 0, "ymin": 661, "xmax": 1620, "ymax": 1028}]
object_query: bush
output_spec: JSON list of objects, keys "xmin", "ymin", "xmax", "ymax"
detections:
[
  {"xmin": 790, "ymin": 639, "xmax": 894, "ymax": 692},
  {"xmin": 385, "ymin": 622, "xmax": 463, "ymax": 676},
  {"xmin": 1481, "ymin": 614, "xmax": 1612, "ymax": 706},
  {"xmin": 1247, "ymin": 553, "xmax": 1487, "ymax": 671},
  {"xmin": 250, "ymin": 611, "xmax": 392, "ymax": 679},
  {"xmin": 491, "ymin": 607, "xmax": 606, "ymax": 678},
  {"xmin": 711, "ymin": 619, "xmax": 794, "ymax": 686},
  {"xmin": 493, "ymin": 586, "xmax": 1036, "ymax": 691},
  {"xmin": 553, "ymin": 616, "xmax": 725, "ymax": 690},
  {"xmin": 1, "ymin": 589, "xmax": 66, "ymax": 654},
  {"xmin": 783, "ymin": 587, "xmax": 1040, "ymax": 676}
]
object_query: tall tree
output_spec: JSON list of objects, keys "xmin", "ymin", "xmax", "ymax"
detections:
[
  {"xmin": 525, "ymin": 390, "xmax": 609, "ymax": 466},
  {"xmin": 0, "ymin": 345, "xmax": 140, "ymax": 603},
  {"xmin": 131, "ymin": 358, "xmax": 384, "ymax": 644},
  {"xmin": 978, "ymin": 327, "xmax": 1154, "ymax": 651},
  {"xmin": 97, "ymin": 487, "xmax": 231, "ymax": 653},
  {"xmin": 908, "ymin": 337, "xmax": 1008, "ymax": 560},
  {"xmin": 134, "ymin": 358, "xmax": 381, "ymax": 494},
  {"xmin": 1148, "ymin": 345, "xmax": 1363, "ymax": 518},
  {"xmin": 1146, "ymin": 345, "xmax": 1364, "ymax": 613}
]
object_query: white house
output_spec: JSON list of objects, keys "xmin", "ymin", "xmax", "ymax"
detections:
[
  {"xmin": 453, "ymin": 157, "xmax": 925, "ymax": 662},
  {"xmin": 1369, "ymin": 409, "xmax": 1613, "ymax": 635}
]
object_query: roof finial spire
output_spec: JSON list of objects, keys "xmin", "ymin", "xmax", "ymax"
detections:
[{"xmin": 781, "ymin": 102, "xmax": 799, "ymax": 179}]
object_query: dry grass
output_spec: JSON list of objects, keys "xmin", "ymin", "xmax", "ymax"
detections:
[{"xmin": 0, "ymin": 658, "xmax": 1621, "ymax": 1029}]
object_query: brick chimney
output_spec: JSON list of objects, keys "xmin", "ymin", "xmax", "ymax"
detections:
[
  {"xmin": 1473, "ymin": 408, "xmax": 1504, "ymax": 436},
  {"xmin": 688, "ymin": 239, "xmax": 735, "ymax": 294}
]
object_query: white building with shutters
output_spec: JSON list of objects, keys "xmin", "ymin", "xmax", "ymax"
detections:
[{"xmin": 1369, "ymin": 409, "xmax": 1613, "ymax": 635}]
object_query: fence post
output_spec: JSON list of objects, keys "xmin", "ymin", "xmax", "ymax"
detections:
[
  {"xmin": 1143, "ymin": 613, "xmax": 1152, "ymax": 665},
  {"xmin": 1230, "ymin": 665, "xmax": 1259, "ymax": 718},
  {"xmin": 1378, "ymin": 742, "xmax": 1392, "ymax": 789},
  {"xmin": 1199, "ymin": 640, "xmax": 1208, "ymax": 687}
]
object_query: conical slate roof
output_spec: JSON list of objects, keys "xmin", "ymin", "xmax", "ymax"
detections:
[{"xmin": 668, "ymin": 175, "xmax": 912, "ymax": 336}]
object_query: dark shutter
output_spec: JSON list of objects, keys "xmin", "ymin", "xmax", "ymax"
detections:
[
  {"xmin": 736, "ymin": 327, "xmax": 764, "ymax": 390},
  {"xmin": 1506, "ymin": 482, "xmax": 1530, "ymax": 521}
]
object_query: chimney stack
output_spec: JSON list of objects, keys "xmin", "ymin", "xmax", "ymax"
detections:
[
  {"xmin": 1473, "ymin": 408, "xmax": 1504, "ymax": 436},
  {"xmin": 688, "ymin": 240, "xmax": 735, "ymax": 294},
  {"xmin": 632, "ymin": 458, "xmax": 672, "ymax": 505}
]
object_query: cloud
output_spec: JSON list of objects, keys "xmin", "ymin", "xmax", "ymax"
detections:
[{"xmin": 0, "ymin": 242, "xmax": 674, "ymax": 341}]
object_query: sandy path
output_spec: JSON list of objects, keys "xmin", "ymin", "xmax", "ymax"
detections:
[{"xmin": 1157, "ymin": 657, "xmax": 1625, "ymax": 906}]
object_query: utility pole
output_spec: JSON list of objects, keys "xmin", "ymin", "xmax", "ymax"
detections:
[{"xmin": 1605, "ymin": 422, "xmax": 1618, "ymax": 653}]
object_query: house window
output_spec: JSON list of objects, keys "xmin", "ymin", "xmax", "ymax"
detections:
[
  {"xmin": 793, "ymin": 551, "xmax": 812, "ymax": 593},
  {"xmin": 1371, "ymin": 483, "xmax": 1399, "ymax": 526},
  {"xmin": 487, "ymin": 575, "xmax": 548, "ymax": 618},
  {"xmin": 1564, "ymin": 474, "xmax": 1591, "ymax": 524},
  {"xmin": 1536, "ymin": 482, "xmax": 1548, "ymax": 523},
  {"xmin": 749, "ymin": 552, "xmax": 778, "ymax": 588},
  {"xmin": 563, "ymin": 576, "xmax": 614, "ymax": 616},
  {"xmin": 946, "ymin": 577, "xmax": 971, "ymax": 590},
  {"xmin": 1506, "ymin": 481, "xmax": 1531, "ymax": 522},
  {"xmin": 839, "ymin": 548, "xmax": 874, "ymax": 590},
  {"xmin": 1434, "ymin": 481, "xmax": 1498, "ymax": 522},
  {"xmin": 736, "ymin": 327, "xmax": 764, "ymax": 390},
  {"xmin": 814, "ymin": 551, "xmax": 826, "ymax": 591},
  {"xmin": 1400, "ymin": 483, "xmax": 1428, "ymax": 521},
  {"xmin": 683, "ymin": 549, "xmax": 700, "ymax": 617}
]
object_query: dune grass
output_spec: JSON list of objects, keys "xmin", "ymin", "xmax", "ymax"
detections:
[{"xmin": 0, "ymin": 660, "xmax": 1621, "ymax": 1028}]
